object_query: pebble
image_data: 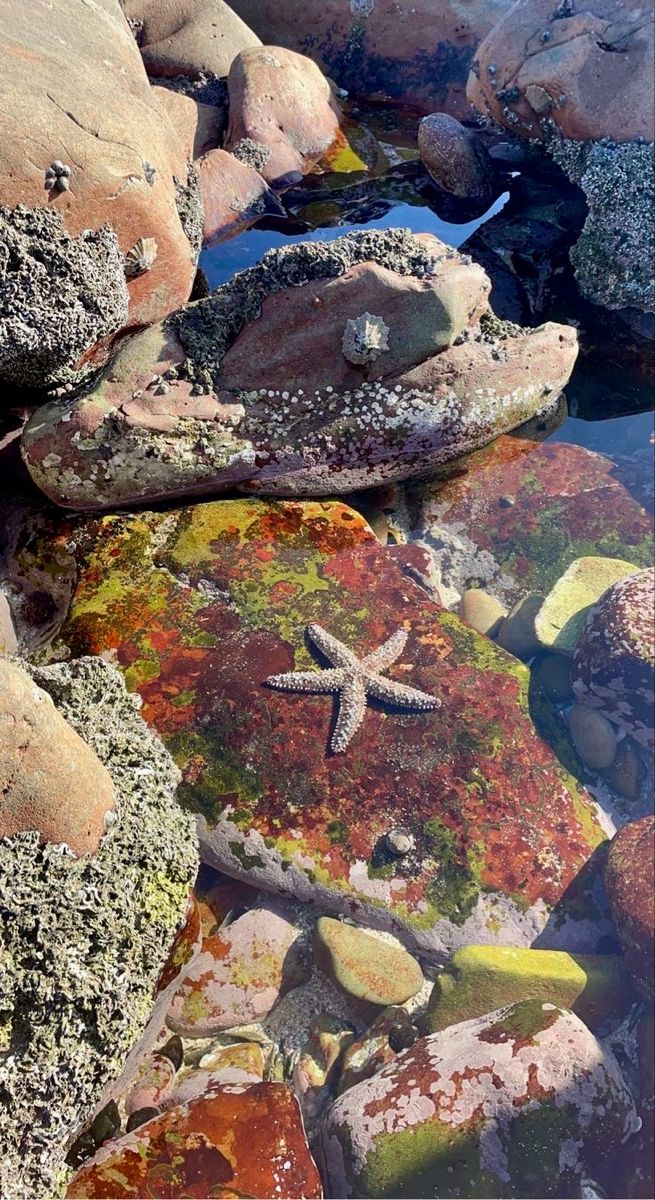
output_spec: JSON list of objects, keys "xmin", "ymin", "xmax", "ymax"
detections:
[
  {"xmin": 569, "ymin": 703, "xmax": 617, "ymax": 769},
  {"xmin": 458, "ymin": 588, "xmax": 507, "ymax": 637},
  {"xmin": 313, "ymin": 917, "xmax": 424, "ymax": 1007},
  {"xmin": 496, "ymin": 593, "xmax": 544, "ymax": 659}
]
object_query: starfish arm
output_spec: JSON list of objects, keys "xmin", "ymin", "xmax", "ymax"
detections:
[
  {"xmin": 265, "ymin": 668, "xmax": 345, "ymax": 694},
  {"xmin": 361, "ymin": 628, "xmax": 408, "ymax": 672},
  {"xmin": 307, "ymin": 623, "xmax": 360, "ymax": 669},
  {"xmin": 366, "ymin": 674, "xmax": 441, "ymax": 711},
  {"xmin": 331, "ymin": 678, "xmax": 367, "ymax": 753}
]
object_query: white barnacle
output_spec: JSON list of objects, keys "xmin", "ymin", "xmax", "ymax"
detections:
[
  {"xmin": 342, "ymin": 312, "xmax": 390, "ymax": 365},
  {"xmin": 124, "ymin": 236, "xmax": 158, "ymax": 278}
]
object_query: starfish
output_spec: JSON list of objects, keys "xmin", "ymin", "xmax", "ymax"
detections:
[{"xmin": 265, "ymin": 623, "xmax": 440, "ymax": 753}]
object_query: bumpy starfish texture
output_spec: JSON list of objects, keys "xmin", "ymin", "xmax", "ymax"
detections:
[{"xmin": 265, "ymin": 623, "xmax": 440, "ymax": 753}]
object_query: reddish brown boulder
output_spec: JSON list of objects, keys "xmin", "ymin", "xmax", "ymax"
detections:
[
  {"xmin": 124, "ymin": 0, "xmax": 260, "ymax": 79},
  {"xmin": 225, "ymin": 46, "xmax": 343, "ymax": 187},
  {"xmin": 605, "ymin": 816, "xmax": 654, "ymax": 1000},
  {"xmin": 153, "ymin": 86, "xmax": 224, "ymax": 161},
  {"xmin": 0, "ymin": 657, "xmax": 115, "ymax": 856},
  {"xmin": 198, "ymin": 148, "xmax": 284, "ymax": 245},
  {"xmin": 67, "ymin": 1083, "xmax": 323, "ymax": 1198},
  {"xmin": 467, "ymin": 0, "xmax": 655, "ymax": 143},
  {"xmin": 0, "ymin": 0, "xmax": 198, "ymax": 390},
  {"xmin": 229, "ymin": 0, "xmax": 514, "ymax": 117}
]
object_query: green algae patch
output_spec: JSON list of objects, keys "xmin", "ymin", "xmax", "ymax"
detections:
[{"xmin": 357, "ymin": 1113, "xmax": 496, "ymax": 1199}]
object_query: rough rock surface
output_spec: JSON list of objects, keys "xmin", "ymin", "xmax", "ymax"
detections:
[
  {"xmin": 20, "ymin": 229, "xmax": 578, "ymax": 510},
  {"xmin": 0, "ymin": 0, "xmax": 199, "ymax": 387},
  {"xmin": 572, "ymin": 567, "xmax": 655, "ymax": 747},
  {"xmin": 225, "ymin": 46, "xmax": 343, "ymax": 187},
  {"xmin": 319, "ymin": 1001, "xmax": 638, "ymax": 1198},
  {"xmin": 229, "ymin": 0, "xmax": 514, "ymax": 117},
  {"xmin": 605, "ymin": 815, "xmax": 654, "ymax": 1000},
  {"xmin": 124, "ymin": 0, "xmax": 261, "ymax": 79},
  {"xmin": 402, "ymin": 437, "xmax": 654, "ymax": 609},
  {"xmin": 0, "ymin": 658, "xmax": 197, "ymax": 1200},
  {"xmin": 166, "ymin": 903, "xmax": 306, "ymax": 1035},
  {"xmin": 67, "ymin": 1082, "xmax": 322, "ymax": 1198},
  {"xmin": 418, "ymin": 113, "xmax": 496, "ymax": 200},
  {"xmin": 198, "ymin": 148, "xmax": 284, "ymax": 245},
  {"xmin": 46, "ymin": 498, "xmax": 609, "ymax": 959},
  {"xmin": 0, "ymin": 656, "xmax": 115, "ymax": 855}
]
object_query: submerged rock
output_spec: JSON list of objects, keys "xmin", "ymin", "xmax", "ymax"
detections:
[
  {"xmin": 0, "ymin": 657, "xmax": 197, "ymax": 1199},
  {"xmin": 418, "ymin": 112, "xmax": 496, "ymax": 200},
  {"xmin": 67, "ymin": 1082, "xmax": 322, "ymax": 1198},
  {"xmin": 21, "ymin": 229, "xmax": 578, "ymax": 510},
  {"xmin": 319, "ymin": 1001, "xmax": 639, "ymax": 1198},
  {"xmin": 45, "ymin": 497, "xmax": 610, "ymax": 959}
]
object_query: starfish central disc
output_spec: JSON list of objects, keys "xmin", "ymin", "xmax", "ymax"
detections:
[{"xmin": 265, "ymin": 623, "xmax": 440, "ymax": 753}]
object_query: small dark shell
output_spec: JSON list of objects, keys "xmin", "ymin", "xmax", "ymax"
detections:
[
  {"xmin": 56, "ymin": 175, "xmax": 70, "ymax": 192},
  {"xmin": 51, "ymin": 159, "xmax": 65, "ymax": 173}
]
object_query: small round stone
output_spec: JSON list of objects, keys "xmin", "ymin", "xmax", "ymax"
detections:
[
  {"xmin": 569, "ymin": 704, "xmax": 617, "ymax": 770},
  {"xmin": 459, "ymin": 589, "xmax": 507, "ymax": 638},
  {"xmin": 496, "ymin": 594, "xmax": 544, "ymax": 660},
  {"xmin": 385, "ymin": 827, "xmax": 415, "ymax": 856},
  {"xmin": 313, "ymin": 917, "xmax": 424, "ymax": 1007}
]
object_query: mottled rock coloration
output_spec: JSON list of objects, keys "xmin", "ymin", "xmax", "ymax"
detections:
[
  {"xmin": 21, "ymin": 229, "xmax": 578, "ymax": 510},
  {"xmin": 0, "ymin": 657, "xmax": 115, "ymax": 854},
  {"xmin": 198, "ymin": 148, "xmax": 284, "ymax": 245},
  {"xmin": 0, "ymin": 658, "xmax": 197, "ymax": 1200},
  {"xmin": 314, "ymin": 917, "xmax": 424, "ymax": 1006},
  {"xmin": 167, "ymin": 903, "xmax": 305, "ymax": 1035},
  {"xmin": 605, "ymin": 815, "xmax": 654, "ymax": 999},
  {"xmin": 404, "ymin": 438, "xmax": 653, "ymax": 606},
  {"xmin": 229, "ymin": 0, "xmax": 514, "ymax": 117},
  {"xmin": 572, "ymin": 567, "xmax": 655, "ymax": 747},
  {"xmin": 319, "ymin": 1001, "xmax": 639, "ymax": 1198},
  {"xmin": 418, "ymin": 113, "xmax": 496, "ymax": 200},
  {"xmin": 0, "ymin": 0, "xmax": 199, "ymax": 389},
  {"xmin": 67, "ymin": 1082, "xmax": 322, "ymax": 1198},
  {"xmin": 427, "ymin": 944, "xmax": 635, "ymax": 1034},
  {"xmin": 226, "ymin": 45, "xmax": 343, "ymax": 187},
  {"xmin": 123, "ymin": 0, "xmax": 261, "ymax": 79},
  {"xmin": 47, "ymin": 497, "xmax": 609, "ymax": 959},
  {"xmin": 535, "ymin": 556, "xmax": 641, "ymax": 654}
]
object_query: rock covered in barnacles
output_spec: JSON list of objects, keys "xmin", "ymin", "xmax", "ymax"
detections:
[
  {"xmin": 124, "ymin": 236, "xmax": 158, "ymax": 277},
  {"xmin": 341, "ymin": 312, "xmax": 390, "ymax": 365},
  {"xmin": 0, "ymin": 656, "xmax": 197, "ymax": 1200},
  {"xmin": 20, "ymin": 229, "xmax": 578, "ymax": 509}
]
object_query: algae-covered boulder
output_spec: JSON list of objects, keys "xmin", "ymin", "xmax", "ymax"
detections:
[
  {"xmin": 535, "ymin": 556, "xmax": 641, "ymax": 654},
  {"xmin": 0, "ymin": 657, "xmax": 198, "ymax": 1199},
  {"xmin": 319, "ymin": 1000, "xmax": 639, "ymax": 1198}
]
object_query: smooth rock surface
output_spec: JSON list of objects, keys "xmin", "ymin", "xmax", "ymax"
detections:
[
  {"xmin": 314, "ymin": 917, "xmax": 424, "ymax": 1007},
  {"xmin": 123, "ymin": 0, "xmax": 261, "ymax": 79},
  {"xmin": 572, "ymin": 567, "xmax": 655, "ymax": 747},
  {"xmin": 459, "ymin": 588, "xmax": 507, "ymax": 637},
  {"xmin": 0, "ymin": 657, "xmax": 115, "ymax": 855},
  {"xmin": 67, "ymin": 1082, "xmax": 322, "ymax": 1198},
  {"xmin": 496, "ymin": 593, "xmax": 543, "ymax": 660},
  {"xmin": 319, "ymin": 1001, "xmax": 638, "ymax": 1198},
  {"xmin": 605, "ymin": 815, "xmax": 654, "ymax": 999},
  {"xmin": 568, "ymin": 704, "xmax": 617, "ymax": 770},
  {"xmin": 199, "ymin": 148, "xmax": 284, "ymax": 245},
  {"xmin": 418, "ymin": 113, "xmax": 496, "ymax": 199},
  {"xmin": 46, "ymin": 497, "xmax": 610, "ymax": 959},
  {"xmin": 225, "ymin": 45, "xmax": 343, "ymax": 187},
  {"xmin": 535, "ymin": 556, "xmax": 641, "ymax": 654},
  {"xmin": 153, "ymin": 86, "xmax": 224, "ymax": 160}
]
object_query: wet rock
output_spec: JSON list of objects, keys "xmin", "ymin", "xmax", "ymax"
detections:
[
  {"xmin": 0, "ymin": 658, "xmax": 197, "ymax": 1199},
  {"xmin": 313, "ymin": 917, "xmax": 424, "ymax": 1007},
  {"xmin": 0, "ymin": 656, "xmax": 115, "ymax": 855},
  {"xmin": 20, "ymin": 229, "xmax": 579, "ymax": 510},
  {"xmin": 612, "ymin": 1012, "xmax": 655, "ymax": 1198},
  {"xmin": 225, "ymin": 45, "xmax": 343, "ymax": 188},
  {"xmin": 572, "ymin": 567, "xmax": 655, "ymax": 748},
  {"xmin": 338, "ymin": 1008, "xmax": 419, "ymax": 1095},
  {"xmin": 124, "ymin": 1046, "xmax": 179, "ymax": 1115},
  {"xmin": 293, "ymin": 1015, "xmax": 355, "ymax": 1123},
  {"xmin": 427, "ymin": 945, "xmax": 636, "ymax": 1035},
  {"xmin": 569, "ymin": 704, "xmax": 617, "ymax": 770},
  {"xmin": 404, "ymin": 438, "xmax": 653, "ymax": 607},
  {"xmin": 67, "ymin": 1082, "xmax": 322, "ymax": 1198},
  {"xmin": 123, "ymin": 0, "xmax": 260, "ymax": 79},
  {"xmin": 0, "ymin": 0, "xmax": 199, "ymax": 389},
  {"xmin": 418, "ymin": 113, "xmax": 496, "ymax": 200},
  {"xmin": 605, "ymin": 815, "xmax": 654, "ymax": 999},
  {"xmin": 197, "ymin": 1040, "xmax": 266, "ymax": 1077},
  {"xmin": 496, "ymin": 593, "xmax": 544, "ymax": 660},
  {"xmin": 535, "ymin": 556, "xmax": 641, "ymax": 655},
  {"xmin": 531, "ymin": 652, "xmax": 572, "ymax": 703},
  {"xmin": 600, "ymin": 736, "xmax": 645, "ymax": 802},
  {"xmin": 153, "ymin": 85, "xmax": 224, "ymax": 160},
  {"xmin": 319, "ymin": 1001, "xmax": 638, "ymax": 1198},
  {"xmin": 167, "ymin": 903, "xmax": 306, "ymax": 1035},
  {"xmin": 45, "ymin": 497, "xmax": 610, "ymax": 959},
  {"xmin": 458, "ymin": 588, "xmax": 507, "ymax": 637},
  {"xmin": 166, "ymin": 1061, "xmax": 263, "ymax": 1103},
  {"xmin": 229, "ymin": 0, "xmax": 514, "ymax": 118},
  {"xmin": 198, "ymin": 148, "xmax": 284, "ymax": 245}
]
